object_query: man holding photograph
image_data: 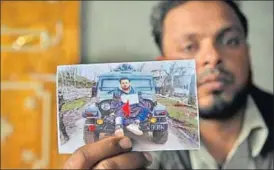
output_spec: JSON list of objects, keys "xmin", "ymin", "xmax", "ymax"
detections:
[{"xmin": 64, "ymin": 1, "xmax": 273, "ymax": 169}]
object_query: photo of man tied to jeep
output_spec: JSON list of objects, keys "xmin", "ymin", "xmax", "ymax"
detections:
[{"xmin": 57, "ymin": 60, "xmax": 199, "ymax": 153}]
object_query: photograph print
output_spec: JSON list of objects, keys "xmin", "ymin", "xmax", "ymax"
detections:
[{"xmin": 57, "ymin": 59, "xmax": 200, "ymax": 153}]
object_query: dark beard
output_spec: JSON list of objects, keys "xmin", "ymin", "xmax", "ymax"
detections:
[{"xmin": 199, "ymin": 73, "xmax": 252, "ymax": 120}]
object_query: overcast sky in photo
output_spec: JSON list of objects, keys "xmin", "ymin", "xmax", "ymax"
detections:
[{"xmin": 57, "ymin": 59, "xmax": 196, "ymax": 81}]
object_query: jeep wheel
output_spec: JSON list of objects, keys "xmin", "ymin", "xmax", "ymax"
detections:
[
  {"xmin": 83, "ymin": 126, "xmax": 99, "ymax": 144},
  {"xmin": 152, "ymin": 130, "xmax": 168, "ymax": 144}
]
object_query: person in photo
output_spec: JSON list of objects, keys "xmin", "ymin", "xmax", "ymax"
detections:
[{"xmin": 111, "ymin": 77, "xmax": 152, "ymax": 137}]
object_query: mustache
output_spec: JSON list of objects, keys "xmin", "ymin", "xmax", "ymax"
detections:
[{"xmin": 198, "ymin": 67, "xmax": 235, "ymax": 86}]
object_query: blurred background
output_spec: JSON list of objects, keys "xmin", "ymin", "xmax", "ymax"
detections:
[{"xmin": 1, "ymin": 1, "xmax": 273, "ymax": 169}]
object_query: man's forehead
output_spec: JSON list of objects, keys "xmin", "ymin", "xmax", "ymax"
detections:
[{"xmin": 163, "ymin": 1, "xmax": 243, "ymax": 37}]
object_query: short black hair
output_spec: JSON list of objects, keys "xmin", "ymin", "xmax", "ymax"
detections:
[
  {"xmin": 119, "ymin": 77, "xmax": 130, "ymax": 83},
  {"xmin": 150, "ymin": 0, "xmax": 248, "ymax": 53}
]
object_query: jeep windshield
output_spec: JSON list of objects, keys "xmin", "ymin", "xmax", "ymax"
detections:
[{"xmin": 100, "ymin": 79, "xmax": 153, "ymax": 91}]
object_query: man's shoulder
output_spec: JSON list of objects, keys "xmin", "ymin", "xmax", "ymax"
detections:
[
  {"xmin": 251, "ymin": 85, "xmax": 273, "ymax": 98},
  {"xmin": 250, "ymin": 85, "xmax": 273, "ymax": 114},
  {"xmin": 129, "ymin": 87, "xmax": 136, "ymax": 93},
  {"xmin": 250, "ymin": 85, "xmax": 274, "ymax": 156},
  {"xmin": 113, "ymin": 88, "xmax": 122, "ymax": 97}
]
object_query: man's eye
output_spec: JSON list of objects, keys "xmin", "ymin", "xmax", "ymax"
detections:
[
  {"xmin": 222, "ymin": 37, "xmax": 241, "ymax": 47},
  {"xmin": 183, "ymin": 44, "xmax": 197, "ymax": 52}
]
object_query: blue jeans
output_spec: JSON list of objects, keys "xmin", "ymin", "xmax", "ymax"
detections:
[{"xmin": 115, "ymin": 108, "xmax": 150, "ymax": 126}]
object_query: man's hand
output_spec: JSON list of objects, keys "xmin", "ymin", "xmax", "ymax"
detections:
[{"xmin": 63, "ymin": 136, "xmax": 152, "ymax": 169}]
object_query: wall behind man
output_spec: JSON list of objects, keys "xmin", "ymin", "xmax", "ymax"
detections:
[
  {"xmin": 81, "ymin": 1, "xmax": 159, "ymax": 63},
  {"xmin": 81, "ymin": 1, "xmax": 273, "ymax": 93},
  {"xmin": 241, "ymin": 1, "xmax": 273, "ymax": 93}
]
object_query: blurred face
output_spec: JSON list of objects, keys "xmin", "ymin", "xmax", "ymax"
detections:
[
  {"xmin": 120, "ymin": 79, "xmax": 130, "ymax": 90},
  {"xmin": 161, "ymin": 1, "xmax": 251, "ymax": 119}
]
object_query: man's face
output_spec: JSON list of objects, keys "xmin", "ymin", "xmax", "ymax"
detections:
[
  {"xmin": 120, "ymin": 79, "xmax": 130, "ymax": 90},
  {"xmin": 161, "ymin": 1, "xmax": 251, "ymax": 119}
]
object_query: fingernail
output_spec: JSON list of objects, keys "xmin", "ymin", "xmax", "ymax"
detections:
[
  {"xmin": 119, "ymin": 137, "xmax": 132, "ymax": 149},
  {"xmin": 143, "ymin": 152, "xmax": 153, "ymax": 165}
]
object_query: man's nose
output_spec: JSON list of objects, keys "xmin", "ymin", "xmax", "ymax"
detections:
[{"xmin": 197, "ymin": 43, "xmax": 222, "ymax": 68}]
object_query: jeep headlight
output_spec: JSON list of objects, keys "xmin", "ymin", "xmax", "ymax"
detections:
[
  {"xmin": 96, "ymin": 119, "xmax": 104, "ymax": 125},
  {"xmin": 100, "ymin": 102, "xmax": 111, "ymax": 111},
  {"xmin": 150, "ymin": 117, "xmax": 157, "ymax": 124}
]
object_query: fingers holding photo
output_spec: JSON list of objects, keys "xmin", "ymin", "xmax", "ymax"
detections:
[
  {"xmin": 93, "ymin": 151, "xmax": 152, "ymax": 169},
  {"xmin": 64, "ymin": 136, "xmax": 133, "ymax": 169}
]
